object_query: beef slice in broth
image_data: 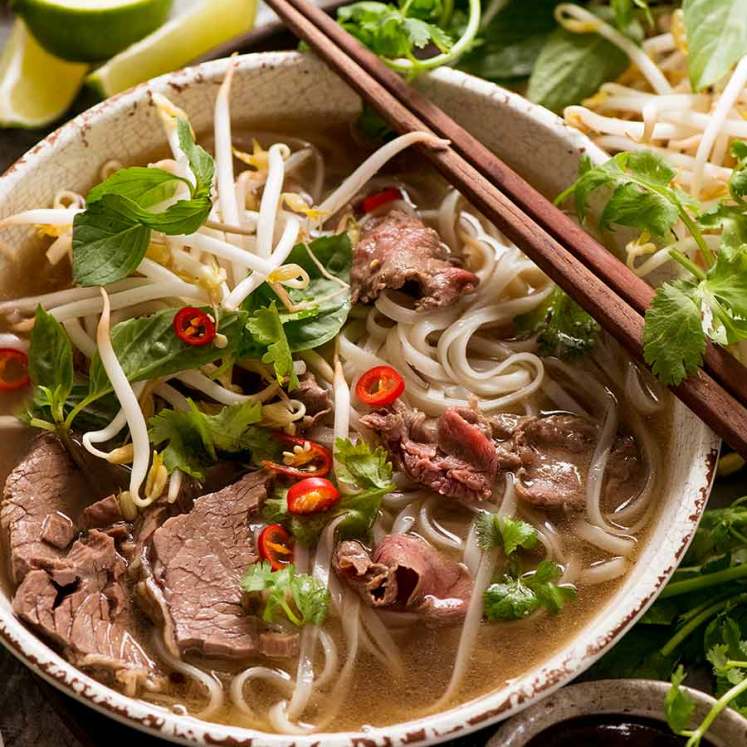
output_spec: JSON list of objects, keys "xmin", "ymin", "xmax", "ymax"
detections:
[{"xmin": 146, "ymin": 470, "xmax": 298, "ymax": 660}]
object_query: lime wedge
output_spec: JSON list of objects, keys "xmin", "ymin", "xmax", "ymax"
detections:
[
  {"xmin": 86, "ymin": 0, "xmax": 257, "ymax": 97},
  {"xmin": 0, "ymin": 20, "xmax": 88, "ymax": 129},
  {"xmin": 10, "ymin": 0, "xmax": 173, "ymax": 62}
]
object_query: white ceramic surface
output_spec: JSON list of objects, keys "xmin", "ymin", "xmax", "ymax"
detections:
[
  {"xmin": 0, "ymin": 52, "xmax": 720, "ymax": 746},
  {"xmin": 488, "ymin": 679, "xmax": 747, "ymax": 746}
]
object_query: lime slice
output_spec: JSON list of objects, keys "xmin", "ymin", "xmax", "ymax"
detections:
[
  {"xmin": 86, "ymin": 0, "xmax": 258, "ymax": 97},
  {"xmin": 0, "ymin": 20, "xmax": 88, "ymax": 129},
  {"xmin": 10, "ymin": 0, "xmax": 173, "ymax": 62}
]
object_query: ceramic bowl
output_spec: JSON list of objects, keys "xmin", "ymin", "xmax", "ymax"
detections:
[
  {"xmin": 0, "ymin": 52, "xmax": 719, "ymax": 746},
  {"xmin": 488, "ymin": 679, "xmax": 747, "ymax": 746}
]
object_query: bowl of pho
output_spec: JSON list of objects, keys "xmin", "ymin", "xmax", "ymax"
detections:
[{"xmin": 0, "ymin": 52, "xmax": 718, "ymax": 745}]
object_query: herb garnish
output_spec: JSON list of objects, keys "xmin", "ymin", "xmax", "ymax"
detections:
[
  {"xmin": 241, "ymin": 561, "xmax": 330, "ymax": 627},
  {"xmin": 72, "ymin": 119, "xmax": 215, "ymax": 287}
]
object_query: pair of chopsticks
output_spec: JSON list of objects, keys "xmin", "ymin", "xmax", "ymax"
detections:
[{"xmin": 263, "ymin": 0, "xmax": 747, "ymax": 458}]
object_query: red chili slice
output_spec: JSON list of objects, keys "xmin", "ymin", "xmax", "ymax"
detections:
[
  {"xmin": 287, "ymin": 477, "xmax": 341, "ymax": 515},
  {"xmin": 258, "ymin": 523, "xmax": 294, "ymax": 570},
  {"xmin": 361, "ymin": 187, "xmax": 403, "ymax": 214},
  {"xmin": 355, "ymin": 365, "xmax": 405, "ymax": 407},
  {"xmin": 0, "ymin": 348, "xmax": 30, "ymax": 391},
  {"xmin": 262, "ymin": 434, "xmax": 332, "ymax": 478},
  {"xmin": 173, "ymin": 307, "xmax": 216, "ymax": 347}
]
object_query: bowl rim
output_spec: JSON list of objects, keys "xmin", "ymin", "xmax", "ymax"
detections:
[{"xmin": 0, "ymin": 50, "xmax": 721, "ymax": 747}]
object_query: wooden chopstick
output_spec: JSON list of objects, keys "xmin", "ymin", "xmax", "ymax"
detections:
[
  {"xmin": 263, "ymin": 0, "xmax": 747, "ymax": 457},
  {"xmin": 273, "ymin": 0, "xmax": 747, "ymax": 410}
]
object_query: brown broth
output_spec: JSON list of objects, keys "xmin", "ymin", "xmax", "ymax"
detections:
[{"xmin": 0, "ymin": 123, "xmax": 673, "ymax": 733}]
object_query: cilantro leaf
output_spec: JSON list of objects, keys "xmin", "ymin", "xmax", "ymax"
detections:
[
  {"xmin": 665, "ymin": 665, "xmax": 696, "ymax": 734},
  {"xmin": 729, "ymin": 141, "xmax": 747, "ymax": 202},
  {"xmin": 241, "ymin": 561, "xmax": 330, "ymax": 627},
  {"xmin": 557, "ymin": 151, "xmax": 690, "ymax": 239},
  {"xmin": 475, "ymin": 513, "xmax": 538, "ymax": 556},
  {"xmin": 484, "ymin": 560, "xmax": 576, "ymax": 621},
  {"xmin": 699, "ymin": 204, "xmax": 747, "ymax": 255},
  {"xmin": 245, "ymin": 302, "xmax": 299, "ymax": 390},
  {"xmin": 338, "ymin": 1, "xmax": 453, "ymax": 63},
  {"xmin": 643, "ymin": 280, "xmax": 706, "ymax": 386},
  {"xmin": 148, "ymin": 399, "xmax": 263, "ymax": 479},
  {"xmin": 264, "ymin": 438, "xmax": 395, "ymax": 547},
  {"xmin": 515, "ymin": 286, "xmax": 599, "ymax": 359}
]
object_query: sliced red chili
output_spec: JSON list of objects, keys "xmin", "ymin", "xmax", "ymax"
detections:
[
  {"xmin": 0, "ymin": 348, "xmax": 30, "ymax": 391},
  {"xmin": 361, "ymin": 187, "xmax": 403, "ymax": 214},
  {"xmin": 355, "ymin": 365, "xmax": 405, "ymax": 407},
  {"xmin": 287, "ymin": 477, "xmax": 341, "ymax": 515},
  {"xmin": 258, "ymin": 523, "xmax": 294, "ymax": 570},
  {"xmin": 262, "ymin": 434, "xmax": 332, "ymax": 478},
  {"xmin": 173, "ymin": 307, "xmax": 216, "ymax": 347}
]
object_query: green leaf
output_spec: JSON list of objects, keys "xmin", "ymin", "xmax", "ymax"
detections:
[
  {"xmin": 557, "ymin": 150, "xmax": 685, "ymax": 239},
  {"xmin": 245, "ymin": 302, "xmax": 299, "ymax": 390},
  {"xmin": 702, "ymin": 245, "xmax": 747, "ymax": 343},
  {"xmin": 72, "ymin": 202, "xmax": 151, "ymax": 287},
  {"xmin": 475, "ymin": 513, "xmax": 538, "ymax": 555},
  {"xmin": 611, "ymin": 0, "xmax": 653, "ymax": 29},
  {"xmin": 267, "ymin": 438, "xmax": 395, "ymax": 547},
  {"xmin": 458, "ymin": 0, "xmax": 558, "ymax": 82},
  {"xmin": 338, "ymin": 1, "xmax": 452, "ymax": 61},
  {"xmin": 526, "ymin": 27, "xmax": 628, "ymax": 113},
  {"xmin": 176, "ymin": 118, "xmax": 215, "ymax": 200},
  {"xmin": 88, "ymin": 308, "xmax": 248, "ymax": 395},
  {"xmin": 515, "ymin": 286, "xmax": 599, "ymax": 359},
  {"xmin": 665, "ymin": 665, "xmax": 696, "ymax": 734},
  {"xmin": 28, "ymin": 306, "xmax": 74, "ymax": 413},
  {"xmin": 240, "ymin": 561, "xmax": 330, "ymax": 627},
  {"xmin": 86, "ymin": 166, "xmax": 186, "ymax": 208},
  {"xmin": 729, "ymin": 141, "xmax": 747, "ymax": 201},
  {"xmin": 683, "ymin": 0, "xmax": 747, "ymax": 91},
  {"xmin": 528, "ymin": 559, "xmax": 577, "ymax": 613},
  {"xmin": 484, "ymin": 578, "xmax": 539, "ymax": 620},
  {"xmin": 699, "ymin": 204, "xmax": 747, "ymax": 255},
  {"xmin": 149, "ymin": 399, "xmax": 263, "ymax": 479},
  {"xmin": 484, "ymin": 560, "xmax": 575, "ymax": 621},
  {"xmin": 643, "ymin": 280, "xmax": 706, "ymax": 386}
]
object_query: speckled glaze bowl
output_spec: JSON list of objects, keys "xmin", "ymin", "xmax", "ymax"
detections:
[
  {"xmin": 0, "ymin": 52, "xmax": 719, "ymax": 746},
  {"xmin": 488, "ymin": 679, "xmax": 747, "ymax": 746}
]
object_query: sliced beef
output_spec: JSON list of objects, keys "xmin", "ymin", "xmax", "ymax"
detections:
[
  {"xmin": 12, "ymin": 530, "xmax": 161, "ymax": 695},
  {"xmin": 295, "ymin": 372, "xmax": 332, "ymax": 429},
  {"xmin": 513, "ymin": 414, "xmax": 643, "ymax": 510},
  {"xmin": 81, "ymin": 494, "xmax": 124, "ymax": 529},
  {"xmin": 351, "ymin": 209, "xmax": 478, "ymax": 309},
  {"xmin": 335, "ymin": 534, "xmax": 472, "ymax": 624},
  {"xmin": 361, "ymin": 403, "xmax": 518, "ymax": 504},
  {"xmin": 1, "ymin": 434, "xmax": 85, "ymax": 584},
  {"xmin": 148, "ymin": 470, "xmax": 297, "ymax": 660}
]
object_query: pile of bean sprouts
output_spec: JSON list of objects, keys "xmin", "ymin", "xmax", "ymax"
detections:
[{"xmin": 0, "ymin": 60, "xmax": 666, "ymax": 733}]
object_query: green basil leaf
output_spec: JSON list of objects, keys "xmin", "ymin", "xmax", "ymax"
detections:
[
  {"xmin": 177, "ymin": 118, "xmax": 215, "ymax": 200},
  {"xmin": 527, "ymin": 27, "xmax": 628, "ymax": 113},
  {"xmin": 88, "ymin": 308, "xmax": 248, "ymax": 395},
  {"xmin": 86, "ymin": 167, "xmax": 187, "ymax": 208},
  {"xmin": 683, "ymin": 0, "xmax": 747, "ymax": 91},
  {"xmin": 458, "ymin": 0, "xmax": 558, "ymax": 81},
  {"xmin": 28, "ymin": 306, "xmax": 73, "ymax": 397}
]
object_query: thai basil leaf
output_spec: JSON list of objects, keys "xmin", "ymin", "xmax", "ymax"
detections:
[
  {"xmin": 683, "ymin": 0, "xmax": 747, "ymax": 91},
  {"xmin": 527, "ymin": 27, "xmax": 628, "ymax": 113},
  {"xmin": 86, "ymin": 167, "xmax": 186, "ymax": 208},
  {"xmin": 88, "ymin": 308, "xmax": 248, "ymax": 395},
  {"xmin": 72, "ymin": 202, "xmax": 151, "ymax": 287}
]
